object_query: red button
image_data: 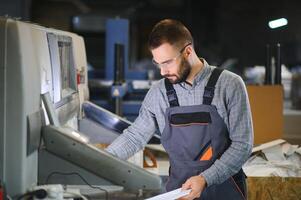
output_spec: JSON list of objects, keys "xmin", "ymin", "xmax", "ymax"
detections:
[{"xmin": 0, "ymin": 188, "xmax": 3, "ymax": 200}]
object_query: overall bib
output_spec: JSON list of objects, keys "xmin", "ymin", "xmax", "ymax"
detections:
[{"xmin": 161, "ymin": 68, "xmax": 246, "ymax": 200}]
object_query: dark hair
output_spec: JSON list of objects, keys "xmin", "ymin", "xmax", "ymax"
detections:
[{"xmin": 148, "ymin": 19, "xmax": 193, "ymax": 50}]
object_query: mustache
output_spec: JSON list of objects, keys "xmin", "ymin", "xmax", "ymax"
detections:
[{"xmin": 164, "ymin": 74, "xmax": 178, "ymax": 78}]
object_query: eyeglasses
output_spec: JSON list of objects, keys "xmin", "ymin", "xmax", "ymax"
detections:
[{"xmin": 152, "ymin": 43, "xmax": 192, "ymax": 69}]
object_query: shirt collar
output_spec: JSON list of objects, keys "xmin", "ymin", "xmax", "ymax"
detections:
[
  {"xmin": 180, "ymin": 58, "xmax": 211, "ymax": 87},
  {"xmin": 193, "ymin": 58, "xmax": 211, "ymax": 84}
]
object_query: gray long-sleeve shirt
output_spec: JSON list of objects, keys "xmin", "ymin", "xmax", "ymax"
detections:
[{"xmin": 106, "ymin": 59, "xmax": 253, "ymax": 187}]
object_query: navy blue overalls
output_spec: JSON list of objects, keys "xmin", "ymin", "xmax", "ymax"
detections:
[{"xmin": 161, "ymin": 68, "xmax": 246, "ymax": 200}]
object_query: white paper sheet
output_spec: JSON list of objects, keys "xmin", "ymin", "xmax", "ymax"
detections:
[{"xmin": 145, "ymin": 188, "xmax": 191, "ymax": 200}]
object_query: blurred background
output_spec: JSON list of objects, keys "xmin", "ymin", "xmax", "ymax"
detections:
[
  {"xmin": 1, "ymin": 0, "xmax": 301, "ymax": 129},
  {"xmin": 2, "ymin": 0, "xmax": 301, "ymax": 74}
]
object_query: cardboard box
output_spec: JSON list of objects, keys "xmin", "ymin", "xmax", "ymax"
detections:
[{"xmin": 247, "ymin": 85, "xmax": 283, "ymax": 145}]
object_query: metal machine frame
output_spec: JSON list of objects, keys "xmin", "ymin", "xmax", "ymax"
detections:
[{"xmin": 0, "ymin": 17, "xmax": 162, "ymax": 198}]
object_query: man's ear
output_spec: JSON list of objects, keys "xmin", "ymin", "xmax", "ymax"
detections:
[{"xmin": 184, "ymin": 45, "xmax": 193, "ymax": 58}]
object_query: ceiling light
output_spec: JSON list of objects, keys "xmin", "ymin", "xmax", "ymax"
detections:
[{"xmin": 268, "ymin": 18, "xmax": 288, "ymax": 29}]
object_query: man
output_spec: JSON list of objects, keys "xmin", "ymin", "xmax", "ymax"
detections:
[{"xmin": 106, "ymin": 19, "xmax": 253, "ymax": 200}]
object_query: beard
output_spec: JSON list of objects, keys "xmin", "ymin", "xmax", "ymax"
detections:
[{"xmin": 164, "ymin": 57, "xmax": 191, "ymax": 84}]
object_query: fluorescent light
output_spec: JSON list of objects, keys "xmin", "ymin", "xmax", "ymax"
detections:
[{"xmin": 268, "ymin": 18, "xmax": 288, "ymax": 29}]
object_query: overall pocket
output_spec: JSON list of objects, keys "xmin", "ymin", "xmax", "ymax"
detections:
[
  {"xmin": 170, "ymin": 112, "xmax": 211, "ymax": 126},
  {"xmin": 194, "ymin": 141, "xmax": 213, "ymax": 161},
  {"xmin": 168, "ymin": 112, "xmax": 213, "ymax": 162}
]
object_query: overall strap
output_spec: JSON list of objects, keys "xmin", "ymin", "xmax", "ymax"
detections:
[
  {"xmin": 164, "ymin": 78, "xmax": 179, "ymax": 107},
  {"xmin": 203, "ymin": 67, "xmax": 224, "ymax": 105}
]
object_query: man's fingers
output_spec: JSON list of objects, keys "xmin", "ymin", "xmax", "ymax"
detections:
[
  {"xmin": 181, "ymin": 179, "xmax": 192, "ymax": 190},
  {"xmin": 187, "ymin": 190, "xmax": 198, "ymax": 198},
  {"xmin": 181, "ymin": 184, "xmax": 189, "ymax": 190},
  {"xmin": 180, "ymin": 175, "xmax": 206, "ymax": 199},
  {"xmin": 178, "ymin": 189, "xmax": 197, "ymax": 200}
]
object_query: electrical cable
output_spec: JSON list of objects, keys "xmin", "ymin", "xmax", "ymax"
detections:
[
  {"xmin": 16, "ymin": 189, "xmax": 47, "ymax": 200},
  {"xmin": 63, "ymin": 191, "xmax": 88, "ymax": 200},
  {"xmin": 45, "ymin": 171, "xmax": 109, "ymax": 200}
]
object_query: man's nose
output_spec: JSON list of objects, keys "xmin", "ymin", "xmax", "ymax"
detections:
[{"xmin": 160, "ymin": 67, "xmax": 168, "ymax": 76}]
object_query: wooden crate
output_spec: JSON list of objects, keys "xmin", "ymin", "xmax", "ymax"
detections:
[{"xmin": 247, "ymin": 177, "xmax": 301, "ymax": 200}]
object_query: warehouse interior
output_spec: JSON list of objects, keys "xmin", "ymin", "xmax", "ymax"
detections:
[{"xmin": 1, "ymin": 0, "xmax": 301, "ymax": 199}]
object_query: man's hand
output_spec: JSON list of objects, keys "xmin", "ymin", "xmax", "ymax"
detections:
[{"xmin": 178, "ymin": 175, "xmax": 207, "ymax": 200}]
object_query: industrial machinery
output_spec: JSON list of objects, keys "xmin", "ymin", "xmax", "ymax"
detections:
[
  {"xmin": 0, "ymin": 17, "xmax": 162, "ymax": 199},
  {"xmin": 83, "ymin": 18, "xmax": 159, "ymax": 121}
]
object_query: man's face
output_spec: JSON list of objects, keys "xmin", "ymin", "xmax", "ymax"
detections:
[{"xmin": 151, "ymin": 43, "xmax": 191, "ymax": 84}]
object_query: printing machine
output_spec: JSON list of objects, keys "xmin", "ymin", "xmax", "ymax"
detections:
[{"xmin": 0, "ymin": 17, "xmax": 162, "ymax": 199}]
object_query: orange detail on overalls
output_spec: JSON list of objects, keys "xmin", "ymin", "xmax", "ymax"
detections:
[{"xmin": 200, "ymin": 146, "xmax": 213, "ymax": 161}]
